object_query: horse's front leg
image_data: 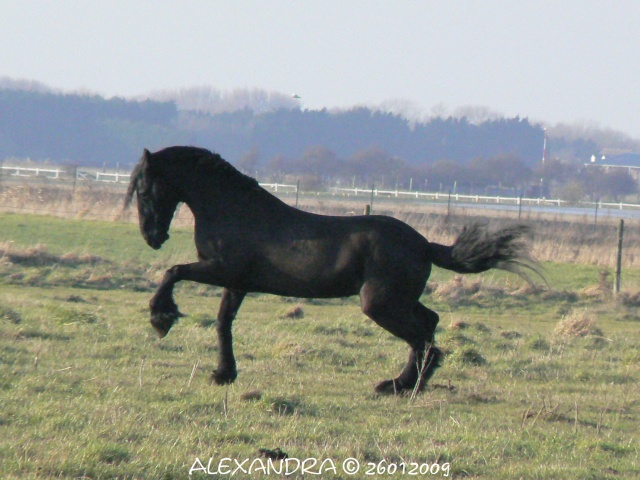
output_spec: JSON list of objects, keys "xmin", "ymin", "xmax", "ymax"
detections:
[
  {"xmin": 211, "ymin": 288, "xmax": 246, "ymax": 385},
  {"xmin": 149, "ymin": 261, "xmax": 221, "ymax": 338},
  {"xmin": 149, "ymin": 265, "xmax": 186, "ymax": 337}
]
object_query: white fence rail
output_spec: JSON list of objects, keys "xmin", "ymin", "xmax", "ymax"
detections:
[
  {"xmin": 330, "ymin": 187, "xmax": 640, "ymax": 212},
  {"xmin": 258, "ymin": 183, "xmax": 297, "ymax": 192},
  {"xmin": 94, "ymin": 171, "xmax": 130, "ymax": 183},
  {"xmin": 0, "ymin": 166, "xmax": 298, "ymax": 191},
  {"xmin": 1, "ymin": 166, "xmax": 64, "ymax": 179},
  {"xmin": 3, "ymin": 165, "xmax": 640, "ymax": 213},
  {"xmin": 1, "ymin": 166, "xmax": 131, "ymax": 183},
  {"xmin": 331, "ymin": 187, "xmax": 566, "ymax": 206}
]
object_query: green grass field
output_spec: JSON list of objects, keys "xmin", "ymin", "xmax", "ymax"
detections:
[{"xmin": 1, "ymin": 213, "xmax": 639, "ymax": 479}]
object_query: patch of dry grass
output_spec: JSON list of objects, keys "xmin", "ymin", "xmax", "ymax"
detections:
[
  {"xmin": 435, "ymin": 276, "xmax": 482, "ymax": 301},
  {"xmin": 580, "ymin": 270, "xmax": 613, "ymax": 300},
  {"xmin": 554, "ymin": 309, "xmax": 602, "ymax": 338},
  {"xmin": 617, "ymin": 291, "xmax": 640, "ymax": 307},
  {"xmin": 0, "ymin": 242, "xmax": 105, "ymax": 267},
  {"xmin": 0, "ymin": 304, "xmax": 21, "ymax": 324}
]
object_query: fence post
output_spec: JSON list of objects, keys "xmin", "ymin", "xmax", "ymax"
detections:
[
  {"xmin": 295, "ymin": 178, "xmax": 299, "ymax": 208},
  {"xmin": 369, "ymin": 182, "xmax": 375, "ymax": 214},
  {"xmin": 447, "ymin": 188, "xmax": 452, "ymax": 217},
  {"xmin": 72, "ymin": 165, "xmax": 77, "ymax": 193},
  {"xmin": 615, "ymin": 219, "xmax": 624, "ymax": 294},
  {"xmin": 364, "ymin": 204, "xmax": 371, "ymax": 215},
  {"xmin": 518, "ymin": 194, "xmax": 523, "ymax": 220}
]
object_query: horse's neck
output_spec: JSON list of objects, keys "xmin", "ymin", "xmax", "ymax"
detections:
[
  {"xmin": 180, "ymin": 184, "xmax": 217, "ymax": 220},
  {"xmin": 181, "ymin": 179, "xmax": 294, "ymax": 223}
]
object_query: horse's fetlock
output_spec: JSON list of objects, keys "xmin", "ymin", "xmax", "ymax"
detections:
[{"xmin": 211, "ymin": 367, "xmax": 238, "ymax": 385}]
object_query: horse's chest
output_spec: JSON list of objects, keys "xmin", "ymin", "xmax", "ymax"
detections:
[{"xmin": 194, "ymin": 234, "xmax": 243, "ymax": 265}]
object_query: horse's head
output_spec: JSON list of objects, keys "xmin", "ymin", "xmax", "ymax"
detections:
[{"xmin": 124, "ymin": 149, "xmax": 180, "ymax": 250}]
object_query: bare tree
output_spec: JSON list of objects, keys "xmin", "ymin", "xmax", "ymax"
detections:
[{"xmin": 149, "ymin": 86, "xmax": 298, "ymax": 114}]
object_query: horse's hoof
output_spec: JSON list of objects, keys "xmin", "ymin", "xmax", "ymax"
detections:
[
  {"xmin": 150, "ymin": 311, "xmax": 183, "ymax": 338},
  {"xmin": 152, "ymin": 324, "xmax": 169, "ymax": 338},
  {"xmin": 374, "ymin": 379, "xmax": 403, "ymax": 395},
  {"xmin": 211, "ymin": 368, "xmax": 237, "ymax": 386}
]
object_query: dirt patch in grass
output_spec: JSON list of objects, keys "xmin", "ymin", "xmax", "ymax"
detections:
[{"xmin": 280, "ymin": 304, "xmax": 305, "ymax": 319}]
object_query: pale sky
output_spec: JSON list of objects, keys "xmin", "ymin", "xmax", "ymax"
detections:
[{"xmin": 2, "ymin": 1, "xmax": 640, "ymax": 139}]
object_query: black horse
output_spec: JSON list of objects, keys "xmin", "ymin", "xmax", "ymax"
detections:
[{"xmin": 125, "ymin": 146, "xmax": 537, "ymax": 395}]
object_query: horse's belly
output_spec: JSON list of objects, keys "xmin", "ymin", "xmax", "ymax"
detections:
[
  {"xmin": 247, "ymin": 272, "xmax": 361, "ymax": 298},
  {"xmin": 239, "ymin": 257, "xmax": 362, "ymax": 298}
]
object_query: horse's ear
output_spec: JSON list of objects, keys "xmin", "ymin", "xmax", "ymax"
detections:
[{"xmin": 142, "ymin": 148, "xmax": 156, "ymax": 172}]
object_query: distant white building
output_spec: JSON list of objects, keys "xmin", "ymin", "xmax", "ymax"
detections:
[{"xmin": 585, "ymin": 150, "xmax": 640, "ymax": 183}]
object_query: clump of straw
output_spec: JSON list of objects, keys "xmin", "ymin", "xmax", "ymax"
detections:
[{"xmin": 554, "ymin": 310, "xmax": 602, "ymax": 338}]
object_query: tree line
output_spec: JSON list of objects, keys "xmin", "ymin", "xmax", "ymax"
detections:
[
  {"xmin": 0, "ymin": 85, "xmax": 637, "ymax": 201},
  {"xmin": 0, "ymin": 87, "xmax": 544, "ymax": 167},
  {"xmin": 251, "ymin": 145, "xmax": 636, "ymax": 201}
]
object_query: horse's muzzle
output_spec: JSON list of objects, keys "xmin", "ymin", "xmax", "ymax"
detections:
[{"xmin": 145, "ymin": 232, "xmax": 169, "ymax": 250}]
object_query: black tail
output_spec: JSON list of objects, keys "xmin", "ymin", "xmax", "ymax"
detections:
[{"xmin": 428, "ymin": 223, "xmax": 542, "ymax": 282}]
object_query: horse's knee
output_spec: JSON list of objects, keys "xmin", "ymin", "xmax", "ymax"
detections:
[{"xmin": 157, "ymin": 265, "xmax": 181, "ymax": 287}]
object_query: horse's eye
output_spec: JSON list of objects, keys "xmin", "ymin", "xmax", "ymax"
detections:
[{"xmin": 138, "ymin": 187, "xmax": 152, "ymax": 199}]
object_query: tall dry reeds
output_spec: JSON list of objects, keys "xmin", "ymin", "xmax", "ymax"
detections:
[
  {"xmin": 3, "ymin": 182, "xmax": 640, "ymax": 268},
  {"xmin": 0, "ymin": 183, "xmax": 196, "ymax": 227}
]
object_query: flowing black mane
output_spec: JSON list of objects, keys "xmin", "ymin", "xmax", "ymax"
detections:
[{"xmin": 159, "ymin": 146, "xmax": 260, "ymax": 190}]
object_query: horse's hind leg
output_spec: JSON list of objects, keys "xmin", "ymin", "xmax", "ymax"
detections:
[
  {"xmin": 361, "ymin": 284, "xmax": 441, "ymax": 394},
  {"xmin": 374, "ymin": 303, "xmax": 442, "ymax": 395},
  {"xmin": 211, "ymin": 288, "xmax": 246, "ymax": 385}
]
